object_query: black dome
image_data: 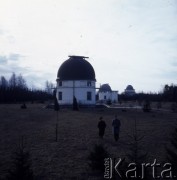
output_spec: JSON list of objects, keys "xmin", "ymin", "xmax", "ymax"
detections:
[
  {"xmin": 126, "ymin": 85, "xmax": 134, "ymax": 90},
  {"xmin": 99, "ymin": 84, "xmax": 112, "ymax": 92},
  {"xmin": 57, "ymin": 56, "xmax": 96, "ymax": 81}
]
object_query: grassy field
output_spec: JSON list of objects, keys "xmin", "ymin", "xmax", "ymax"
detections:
[{"xmin": 0, "ymin": 103, "xmax": 176, "ymax": 179}]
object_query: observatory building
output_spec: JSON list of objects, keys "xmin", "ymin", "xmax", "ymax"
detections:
[
  {"xmin": 56, "ymin": 56, "xmax": 96, "ymax": 106},
  {"xmin": 98, "ymin": 84, "xmax": 118, "ymax": 103},
  {"xmin": 124, "ymin": 85, "xmax": 136, "ymax": 96}
]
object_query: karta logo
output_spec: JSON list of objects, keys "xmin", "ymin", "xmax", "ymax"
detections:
[{"xmin": 104, "ymin": 158, "xmax": 176, "ymax": 179}]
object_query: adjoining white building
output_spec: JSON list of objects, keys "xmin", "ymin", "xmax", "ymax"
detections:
[
  {"xmin": 98, "ymin": 84, "xmax": 118, "ymax": 103},
  {"xmin": 56, "ymin": 56, "xmax": 96, "ymax": 106},
  {"xmin": 124, "ymin": 85, "xmax": 136, "ymax": 96}
]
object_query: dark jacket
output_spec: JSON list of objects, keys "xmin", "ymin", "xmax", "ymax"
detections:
[{"xmin": 98, "ymin": 120, "xmax": 106, "ymax": 130}]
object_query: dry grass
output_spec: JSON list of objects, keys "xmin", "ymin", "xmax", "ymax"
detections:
[{"xmin": 0, "ymin": 103, "xmax": 176, "ymax": 179}]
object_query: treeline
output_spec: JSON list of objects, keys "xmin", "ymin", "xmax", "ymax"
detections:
[
  {"xmin": 0, "ymin": 73, "xmax": 53, "ymax": 103},
  {"xmin": 119, "ymin": 84, "xmax": 177, "ymax": 102},
  {"xmin": 163, "ymin": 84, "xmax": 177, "ymax": 102}
]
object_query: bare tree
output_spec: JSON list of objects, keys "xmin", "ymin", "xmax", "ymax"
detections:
[
  {"xmin": 9, "ymin": 72, "xmax": 17, "ymax": 88},
  {"xmin": 45, "ymin": 80, "xmax": 54, "ymax": 95},
  {"xmin": 17, "ymin": 74, "xmax": 27, "ymax": 89}
]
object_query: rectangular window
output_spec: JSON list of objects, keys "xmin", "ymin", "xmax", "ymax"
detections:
[
  {"xmin": 87, "ymin": 92, "xmax": 92, "ymax": 101},
  {"xmin": 87, "ymin": 81, "xmax": 91, "ymax": 87},
  {"xmin": 104, "ymin": 95, "xmax": 106, "ymax": 100},
  {"xmin": 59, "ymin": 81, "xmax": 62, "ymax": 86},
  {"xmin": 59, "ymin": 92, "xmax": 62, "ymax": 100}
]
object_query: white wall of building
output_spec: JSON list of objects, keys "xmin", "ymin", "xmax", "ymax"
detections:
[
  {"xmin": 56, "ymin": 80, "xmax": 96, "ymax": 105},
  {"xmin": 112, "ymin": 91, "xmax": 118, "ymax": 102},
  {"xmin": 124, "ymin": 90, "xmax": 135, "ymax": 96},
  {"xmin": 98, "ymin": 91, "xmax": 118, "ymax": 103}
]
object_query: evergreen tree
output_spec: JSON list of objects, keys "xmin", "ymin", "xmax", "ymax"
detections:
[
  {"xmin": 166, "ymin": 125, "xmax": 177, "ymax": 172},
  {"xmin": 54, "ymin": 90, "xmax": 60, "ymax": 142},
  {"xmin": 125, "ymin": 118, "xmax": 149, "ymax": 179},
  {"xmin": 73, "ymin": 96, "xmax": 79, "ymax": 111},
  {"xmin": 171, "ymin": 103, "xmax": 177, "ymax": 113},
  {"xmin": 54, "ymin": 97, "xmax": 59, "ymax": 111},
  {"xmin": 6, "ymin": 138, "xmax": 34, "ymax": 180},
  {"xmin": 143, "ymin": 100, "xmax": 151, "ymax": 112},
  {"xmin": 88, "ymin": 144, "xmax": 109, "ymax": 172},
  {"xmin": 0, "ymin": 73, "xmax": 53, "ymax": 103},
  {"xmin": 0, "ymin": 76, "xmax": 8, "ymax": 88},
  {"xmin": 163, "ymin": 84, "xmax": 177, "ymax": 102}
]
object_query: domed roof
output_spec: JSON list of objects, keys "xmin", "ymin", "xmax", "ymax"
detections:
[
  {"xmin": 99, "ymin": 84, "xmax": 112, "ymax": 92},
  {"xmin": 126, "ymin": 85, "xmax": 134, "ymax": 90},
  {"xmin": 57, "ymin": 56, "xmax": 96, "ymax": 81}
]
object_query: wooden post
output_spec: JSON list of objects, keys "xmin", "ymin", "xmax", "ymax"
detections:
[
  {"xmin": 54, "ymin": 94, "xmax": 59, "ymax": 142},
  {"xmin": 56, "ymin": 111, "xmax": 58, "ymax": 142}
]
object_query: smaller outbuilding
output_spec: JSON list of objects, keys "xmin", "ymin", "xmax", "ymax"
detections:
[
  {"xmin": 98, "ymin": 84, "xmax": 118, "ymax": 103},
  {"xmin": 124, "ymin": 85, "xmax": 136, "ymax": 96}
]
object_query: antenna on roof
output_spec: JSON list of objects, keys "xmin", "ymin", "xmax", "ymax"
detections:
[{"xmin": 69, "ymin": 55, "xmax": 89, "ymax": 59}]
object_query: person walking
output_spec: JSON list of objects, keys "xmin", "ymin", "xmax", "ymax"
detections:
[
  {"xmin": 97, "ymin": 116, "xmax": 106, "ymax": 139},
  {"xmin": 112, "ymin": 115, "xmax": 121, "ymax": 141}
]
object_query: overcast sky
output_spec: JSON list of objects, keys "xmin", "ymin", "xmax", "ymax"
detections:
[{"xmin": 0, "ymin": 0, "xmax": 177, "ymax": 93}]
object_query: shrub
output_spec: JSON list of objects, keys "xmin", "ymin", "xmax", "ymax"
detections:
[
  {"xmin": 166, "ymin": 124, "xmax": 177, "ymax": 172},
  {"xmin": 88, "ymin": 144, "xmax": 109, "ymax": 172},
  {"xmin": 171, "ymin": 103, "xmax": 177, "ymax": 113},
  {"xmin": 73, "ymin": 96, "xmax": 79, "ymax": 111},
  {"xmin": 143, "ymin": 100, "xmax": 151, "ymax": 112},
  {"xmin": 6, "ymin": 139, "xmax": 34, "ymax": 180}
]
